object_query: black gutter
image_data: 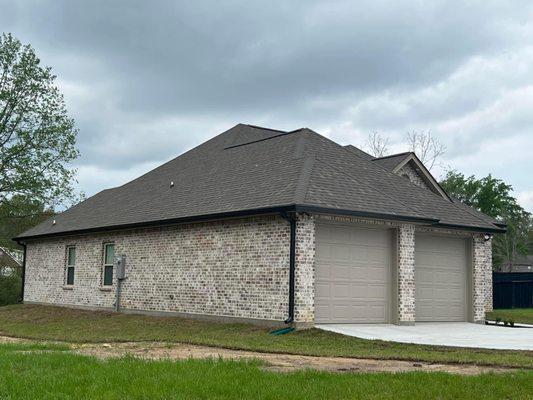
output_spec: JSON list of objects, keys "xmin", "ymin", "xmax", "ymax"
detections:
[
  {"xmin": 15, "ymin": 205, "xmax": 441, "ymax": 241},
  {"xmin": 293, "ymin": 205, "xmax": 439, "ymax": 225},
  {"xmin": 14, "ymin": 206, "xmax": 298, "ymax": 241},
  {"xmin": 14, "ymin": 203, "xmax": 502, "ymax": 241},
  {"xmin": 15, "ymin": 241, "xmax": 27, "ymax": 303},
  {"xmin": 433, "ymin": 223, "xmax": 506, "ymax": 234},
  {"xmin": 280, "ymin": 211, "xmax": 297, "ymax": 324}
]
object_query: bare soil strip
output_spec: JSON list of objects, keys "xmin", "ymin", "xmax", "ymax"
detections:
[{"xmin": 0, "ymin": 336, "xmax": 518, "ymax": 375}]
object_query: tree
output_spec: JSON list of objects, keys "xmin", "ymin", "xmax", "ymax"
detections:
[
  {"xmin": 0, "ymin": 195, "xmax": 55, "ymax": 249},
  {"xmin": 495, "ymin": 208, "xmax": 532, "ymax": 271},
  {"xmin": 440, "ymin": 170, "xmax": 532, "ymax": 270},
  {"xmin": 364, "ymin": 131, "xmax": 390, "ymax": 157},
  {"xmin": 0, "ymin": 33, "xmax": 79, "ymax": 212},
  {"xmin": 407, "ymin": 130, "xmax": 445, "ymax": 171},
  {"xmin": 363, "ymin": 129, "xmax": 445, "ymax": 169}
]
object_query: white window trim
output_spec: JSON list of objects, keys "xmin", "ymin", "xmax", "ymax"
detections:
[
  {"xmin": 65, "ymin": 245, "xmax": 76, "ymax": 286},
  {"xmin": 102, "ymin": 243, "xmax": 115, "ymax": 287}
]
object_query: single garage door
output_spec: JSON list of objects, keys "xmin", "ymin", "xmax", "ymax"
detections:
[
  {"xmin": 415, "ymin": 234, "xmax": 469, "ymax": 322},
  {"xmin": 315, "ymin": 223, "xmax": 392, "ymax": 324}
]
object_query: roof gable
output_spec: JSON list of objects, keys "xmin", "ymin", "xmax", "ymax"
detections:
[{"xmin": 373, "ymin": 152, "xmax": 450, "ymax": 201}]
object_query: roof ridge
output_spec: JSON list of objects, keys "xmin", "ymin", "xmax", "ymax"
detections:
[
  {"xmin": 344, "ymin": 144, "xmax": 375, "ymax": 159},
  {"xmin": 224, "ymin": 129, "xmax": 303, "ymax": 150},
  {"xmin": 372, "ymin": 151, "xmax": 412, "ymax": 160},
  {"xmin": 245, "ymin": 124, "xmax": 287, "ymax": 133},
  {"xmin": 293, "ymin": 155, "xmax": 316, "ymax": 204}
]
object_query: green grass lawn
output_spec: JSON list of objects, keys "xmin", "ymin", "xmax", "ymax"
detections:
[
  {"xmin": 0, "ymin": 304, "xmax": 532, "ymax": 368},
  {"xmin": 0, "ymin": 343, "xmax": 532, "ymax": 400},
  {"xmin": 486, "ymin": 308, "xmax": 533, "ymax": 325}
]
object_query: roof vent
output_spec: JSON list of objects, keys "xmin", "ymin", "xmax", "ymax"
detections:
[
  {"xmin": 52, "ymin": 219, "xmax": 56, "ymax": 225},
  {"xmin": 170, "ymin": 181, "xmax": 174, "ymax": 187}
]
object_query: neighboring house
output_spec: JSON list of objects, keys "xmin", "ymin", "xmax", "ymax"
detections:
[
  {"xmin": 15, "ymin": 124, "xmax": 505, "ymax": 327},
  {"xmin": 500, "ymin": 255, "xmax": 533, "ymax": 273},
  {"xmin": 0, "ymin": 247, "xmax": 23, "ymax": 277}
]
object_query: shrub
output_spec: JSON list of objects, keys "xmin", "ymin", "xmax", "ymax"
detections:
[{"xmin": 0, "ymin": 274, "xmax": 22, "ymax": 306}]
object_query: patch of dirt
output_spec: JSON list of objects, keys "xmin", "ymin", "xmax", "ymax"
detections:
[
  {"xmin": 72, "ymin": 341, "xmax": 516, "ymax": 375},
  {"xmin": 0, "ymin": 335, "xmax": 518, "ymax": 375},
  {"xmin": 0, "ymin": 336, "xmax": 31, "ymax": 344}
]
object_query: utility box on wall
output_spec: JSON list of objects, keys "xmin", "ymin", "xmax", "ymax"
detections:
[{"xmin": 115, "ymin": 255, "xmax": 126, "ymax": 280}]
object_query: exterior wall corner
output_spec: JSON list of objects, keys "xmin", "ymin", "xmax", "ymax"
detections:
[
  {"xmin": 294, "ymin": 213, "xmax": 315, "ymax": 324},
  {"xmin": 472, "ymin": 234, "xmax": 490, "ymax": 322},
  {"xmin": 396, "ymin": 224, "xmax": 416, "ymax": 324}
]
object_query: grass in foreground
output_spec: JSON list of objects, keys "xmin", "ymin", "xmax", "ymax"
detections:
[
  {"xmin": 486, "ymin": 308, "xmax": 533, "ymax": 325},
  {"xmin": 0, "ymin": 304, "xmax": 532, "ymax": 368},
  {"xmin": 0, "ymin": 344, "xmax": 532, "ymax": 400}
]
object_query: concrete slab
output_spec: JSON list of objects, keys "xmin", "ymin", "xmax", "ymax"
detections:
[{"xmin": 317, "ymin": 322, "xmax": 533, "ymax": 351}]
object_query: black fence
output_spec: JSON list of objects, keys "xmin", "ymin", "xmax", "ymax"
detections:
[{"xmin": 493, "ymin": 272, "xmax": 533, "ymax": 309}]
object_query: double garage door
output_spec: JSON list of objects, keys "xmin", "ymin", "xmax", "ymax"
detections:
[{"xmin": 315, "ymin": 222, "xmax": 469, "ymax": 324}]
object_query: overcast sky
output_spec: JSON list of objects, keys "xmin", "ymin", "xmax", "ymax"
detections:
[{"xmin": 2, "ymin": 1, "xmax": 532, "ymax": 211}]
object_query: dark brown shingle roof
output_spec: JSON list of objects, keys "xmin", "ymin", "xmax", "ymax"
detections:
[
  {"xmin": 372, "ymin": 152, "xmax": 412, "ymax": 171},
  {"xmin": 17, "ymin": 124, "xmax": 503, "ymax": 240}
]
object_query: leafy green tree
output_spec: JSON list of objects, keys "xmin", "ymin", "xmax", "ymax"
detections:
[
  {"xmin": 441, "ymin": 171, "xmax": 532, "ymax": 270},
  {"xmin": 0, "ymin": 195, "xmax": 55, "ymax": 249},
  {"xmin": 0, "ymin": 273, "xmax": 22, "ymax": 306},
  {"xmin": 0, "ymin": 33, "xmax": 79, "ymax": 214}
]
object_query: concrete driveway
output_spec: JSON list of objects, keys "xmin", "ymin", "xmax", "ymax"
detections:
[{"xmin": 317, "ymin": 323, "xmax": 533, "ymax": 350}]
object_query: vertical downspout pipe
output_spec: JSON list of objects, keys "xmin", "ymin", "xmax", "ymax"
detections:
[
  {"xmin": 281, "ymin": 212, "xmax": 296, "ymax": 324},
  {"xmin": 16, "ymin": 241, "xmax": 27, "ymax": 303}
]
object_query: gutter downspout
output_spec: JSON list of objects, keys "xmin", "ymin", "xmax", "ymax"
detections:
[
  {"xmin": 16, "ymin": 241, "xmax": 27, "ymax": 303},
  {"xmin": 281, "ymin": 212, "xmax": 296, "ymax": 324}
]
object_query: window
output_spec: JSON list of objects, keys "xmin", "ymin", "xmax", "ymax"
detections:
[
  {"xmin": 66, "ymin": 246, "xmax": 76, "ymax": 285},
  {"xmin": 102, "ymin": 243, "xmax": 115, "ymax": 286}
]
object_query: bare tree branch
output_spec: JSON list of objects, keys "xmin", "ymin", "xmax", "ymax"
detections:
[
  {"xmin": 406, "ymin": 130, "xmax": 445, "ymax": 170},
  {"xmin": 364, "ymin": 131, "xmax": 390, "ymax": 157}
]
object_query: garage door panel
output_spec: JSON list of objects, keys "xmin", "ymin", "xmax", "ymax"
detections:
[
  {"xmin": 416, "ymin": 252, "xmax": 465, "ymax": 267},
  {"xmin": 415, "ymin": 234, "xmax": 468, "ymax": 322},
  {"xmin": 316, "ymin": 223, "xmax": 391, "ymax": 324},
  {"xmin": 315, "ymin": 282, "xmax": 331, "ymax": 298},
  {"xmin": 350, "ymin": 304, "xmax": 387, "ymax": 322},
  {"xmin": 328, "ymin": 244, "xmax": 351, "ymax": 262}
]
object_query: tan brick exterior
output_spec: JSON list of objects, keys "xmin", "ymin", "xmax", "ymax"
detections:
[
  {"xmin": 24, "ymin": 212, "xmax": 493, "ymax": 325},
  {"xmin": 25, "ymin": 215, "xmax": 293, "ymax": 322},
  {"xmin": 397, "ymin": 224, "xmax": 416, "ymax": 324},
  {"xmin": 396, "ymin": 163, "xmax": 430, "ymax": 190},
  {"xmin": 294, "ymin": 214, "xmax": 315, "ymax": 323},
  {"xmin": 484, "ymin": 238, "xmax": 493, "ymax": 313}
]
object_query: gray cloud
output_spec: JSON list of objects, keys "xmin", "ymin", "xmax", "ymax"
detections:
[{"xmin": 1, "ymin": 0, "xmax": 532, "ymax": 210}]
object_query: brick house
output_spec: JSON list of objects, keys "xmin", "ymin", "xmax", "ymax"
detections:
[{"xmin": 16, "ymin": 124, "xmax": 504, "ymax": 327}]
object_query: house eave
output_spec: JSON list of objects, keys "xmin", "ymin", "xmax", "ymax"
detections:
[{"xmin": 15, "ymin": 204, "xmax": 500, "ymax": 241}]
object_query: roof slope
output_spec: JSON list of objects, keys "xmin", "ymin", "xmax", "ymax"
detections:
[
  {"xmin": 372, "ymin": 152, "xmax": 411, "ymax": 170},
  {"xmin": 17, "ymin": 124, "xmax": 503, "ymax": 239},
  {"xmin": 343, "ymin": 145, "xmax": 375, "ymax": 161}
]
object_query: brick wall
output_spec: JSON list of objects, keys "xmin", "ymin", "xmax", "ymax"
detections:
[
  {"xmin": 24, "ymin": 211, "xmax": 493, "ymax": 325},
  {"xmin": 294, "ymin": 214, "xmax": 316, "ymax": 323},
  {"xmin": 396, "ymin": 163, "xmax": 430, "ymax": 190},
  {"xmin": 484, "ymin": 238, "xmax": 493, "ymax": 312},
  {"xmin": 24, "ymin": 215, "xmax": 295, "ymax": 322},
  {"xmin": 397, "ymin": 224, "xmax": 416, "ymax": 324}
]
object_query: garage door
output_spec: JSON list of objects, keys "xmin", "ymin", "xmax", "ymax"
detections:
[
  {"xmin": 315, "ymin": 223, "xmax": 392, "ymax": 324},
  {"xmin": 415, "ymin": 234, "xmax": 468, "ymax": 322}
]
